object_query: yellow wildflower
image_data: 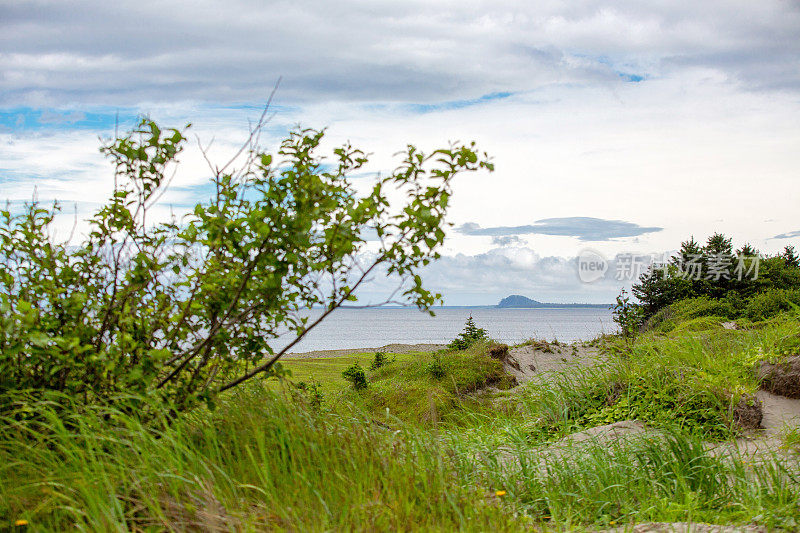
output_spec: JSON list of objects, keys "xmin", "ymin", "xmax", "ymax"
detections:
[
  {"xmin": 495, "ymin": 490, "xmax": 506, "ymax": 497},
  {"xmin": 15, "ymin": 519, "xmax": 29, "ymax": 526}
]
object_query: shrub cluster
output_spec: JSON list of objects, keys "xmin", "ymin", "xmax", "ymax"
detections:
[
  {"xmin": 631, "ymin": 234, "xmax": 800, "ymax": 327},
  {"xmin": 427, "ymin": 355, "xmax": 447, "ymax": 379}
]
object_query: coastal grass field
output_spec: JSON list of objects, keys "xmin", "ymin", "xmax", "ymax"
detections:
[
  {"xmin": 275, "ymin": 351, "xmax": 424, "ymax": 394},
  {"xmin": 2, "ymin": 313, "xmax": 800, "ymax": 531}
]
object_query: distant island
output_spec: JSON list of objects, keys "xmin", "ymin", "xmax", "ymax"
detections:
[
  {"xmin": 341, "ymin": 294, "xmax": 611, "ymax": 309},
  {"xmin": 496, "ymin": 294, "xmax": 610, "ymax": 309}
]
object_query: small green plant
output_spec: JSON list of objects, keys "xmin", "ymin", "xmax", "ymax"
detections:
[
  {"xmin": 612, "ymin": 289, "xmax": 642, "ymax": 346},
  {"xmin": 369, "ymin": 351, "xmax": 394, "ymax": 370},
  {"xmin": 342, "ymin": 362, "xmax": 368, "ymax": 390},
  {"xmin": 780, "ymin": 424, "xmax": 800, "ymax": 451},
  {"xmin": 291, "ymin": 380, "xmax": 324, "ymax": 409},
  {"xmin": 448, "ymin": 315, "xmax": 488, "ymax": 350},
  {"xmin": 427, "ymin": 355, "xmax": 447, "ymax": 379}
]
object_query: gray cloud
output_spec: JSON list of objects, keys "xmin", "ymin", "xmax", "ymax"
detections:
[
  {"xmin": 772, "ymin": 230, "xmax": 800, "ymax": 239},
  {"xmin": 1, "ymin": 1, "xmax": 799, "ymax": 106},
  {"xmin": 491, "ymin": 235, "xmax": 525, "ymax": 247},
  {"xmin": 457, "ymin": 217, "xmax": 662, "ymax": 242}
]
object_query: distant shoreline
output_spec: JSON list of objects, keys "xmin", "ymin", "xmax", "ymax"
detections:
[
  {"xmin": 337, "ymin": 304, "xmax": 611, "ymax": 310},
  {"xmin": 275, "ymin": 306, "xmax": 614, "ymax": 353},
  {"xmin": 285, "ymin": 343, "xmax": 447, "ymax": 358}
]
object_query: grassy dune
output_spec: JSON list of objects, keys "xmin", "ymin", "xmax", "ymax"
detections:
[{"xmin": 2, "ymin": 315, "xmax": 800, "ymax": 531}]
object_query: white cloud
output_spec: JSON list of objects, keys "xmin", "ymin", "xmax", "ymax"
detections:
[{"xmin": 2, "ymin": 1, "xmax": 800, "ymax": 304}]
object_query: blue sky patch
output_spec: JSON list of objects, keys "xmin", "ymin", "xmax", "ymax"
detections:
[
  {"xmin": 618, "ymin": 73, "xmax": 645, "ymax": 83},
  {"xmin": 400, "ymin": 92, "xmax": 514, "ymax": 114},
  {"xmin": 0, "ymin": 107, "xmax": 140, "ymax": 133}
]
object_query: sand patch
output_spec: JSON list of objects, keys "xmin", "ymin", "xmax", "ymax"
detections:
[{"xmin": 502, "ymin": 341, "xmax": 603, "ymax": 383}]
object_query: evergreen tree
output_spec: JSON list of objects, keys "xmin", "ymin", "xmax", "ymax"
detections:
[
  {"xmin": 669, "ymin": 237, "xmax": 706, "ymax": 297},
  {"xmin": 448, "ymin": 315, "xmax": 487, "ymax": 350},
  {"xmin": 737, "ymin": 243, "xmax": 759, "ymax": 257},
  {"xmin": 671, "ymin": 236, "xmax": 703, "ymax": 271},
  {"xmin": 784, "ymin": 245, "xmax": 799, "ymax": 269},
  {"xmin": 705, "ymin": 233, "xmax": 733, "ymax": 256},
  {"xmin": 704, "ymin": 233, "xmax": 734, "ymax": 298},
  {"xmin": 631, "ymin": 267, "xmax": 667, "ymax": 318},
  {"xmin": 733, "ymin": 243, "xmax": 760, "ymax": 296}
]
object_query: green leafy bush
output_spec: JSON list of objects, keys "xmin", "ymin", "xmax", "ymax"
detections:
[
  {"xmin": 0, "ymin": 116, "xmax": 492, "ymax": 413},
  {"xmin": 369, "ymin": 351, "xmax": 393, "ymax": 370},
  {"xmin": 342, "ymin": 363, "xmax": 368, "ymax": 390},
  {"xmin": 745, "ymin": 288, "xmax": 800, "ymax": 321},
  {"xmin": 579, "ymin": 381, "xmax": 730, "ymax": 439},
  {"xmin": 448, "ymin": 316, "xmax": 487, "ymax": 350},
  {"xmin": 647, "ymin": 296, "xmax": 737, "ymax": 333}
]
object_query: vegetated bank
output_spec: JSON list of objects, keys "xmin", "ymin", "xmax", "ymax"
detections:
[{"xmin": 3, "ymin": 306, "xmax": 800, "ymax": 531}]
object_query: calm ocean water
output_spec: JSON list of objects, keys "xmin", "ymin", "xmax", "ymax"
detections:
[{"xmin": 282, "ymin": 307, "xmax": 615, "ymax": 353}]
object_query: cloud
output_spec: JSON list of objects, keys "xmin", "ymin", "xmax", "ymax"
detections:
[
  {"xmin": 350, "ymin": 244, "xmax": 664, "ymax": 306},
  {"xmin": 772, "ymin": 230, "xmax": 800, "ymax": 239},
  {"xmin": 618, "ymin": 73, "xmax": 645, "ymax": 83},
  {"xmin": 38, "ymin": 109, "xmax": 86, "ymax": 124},
  {"xmin": 2, "ymin": 2, "xmax": 799, "ymax": 264},
  {"xmin": 419, "ymin": 247, "xmax": 632, "ymax": 305},
  {"xmin": 0, "ymin": 106, "xmax": 139, "ymax": 132},
  {"xmin": 456, "ymin": 217, "xmax": 662, "ymax": 242},
  {"xmin": 403, "ymin": 92, "xmax": 514, "ymax": 114},
  {"xmin": 491, "ymin": 235, "xmax": 525, "ymax": 247},
  {"xmin": 1, "ymin": 1, "xmax": 799, "ymax": 106}
]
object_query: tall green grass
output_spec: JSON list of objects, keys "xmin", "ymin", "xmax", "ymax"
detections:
[
  {"xmin": 501, "ymin": 432, "xmax": 800, "ymax": 530},
  {"xmin": 2, "ymin": 313, "xmax": 800, "ymax": 530},
  {"xmin": 3, "ymin": 389, "xmax": 799, "ymax": 531},
  {"xmin": 0, "ymin": 388, "xmax": 525, "ymax": 531}
]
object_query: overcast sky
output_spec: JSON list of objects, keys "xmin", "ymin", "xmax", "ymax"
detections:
[{"xmin": 2, "ymin": 1, "xmax": 799, "ymax": 304}]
